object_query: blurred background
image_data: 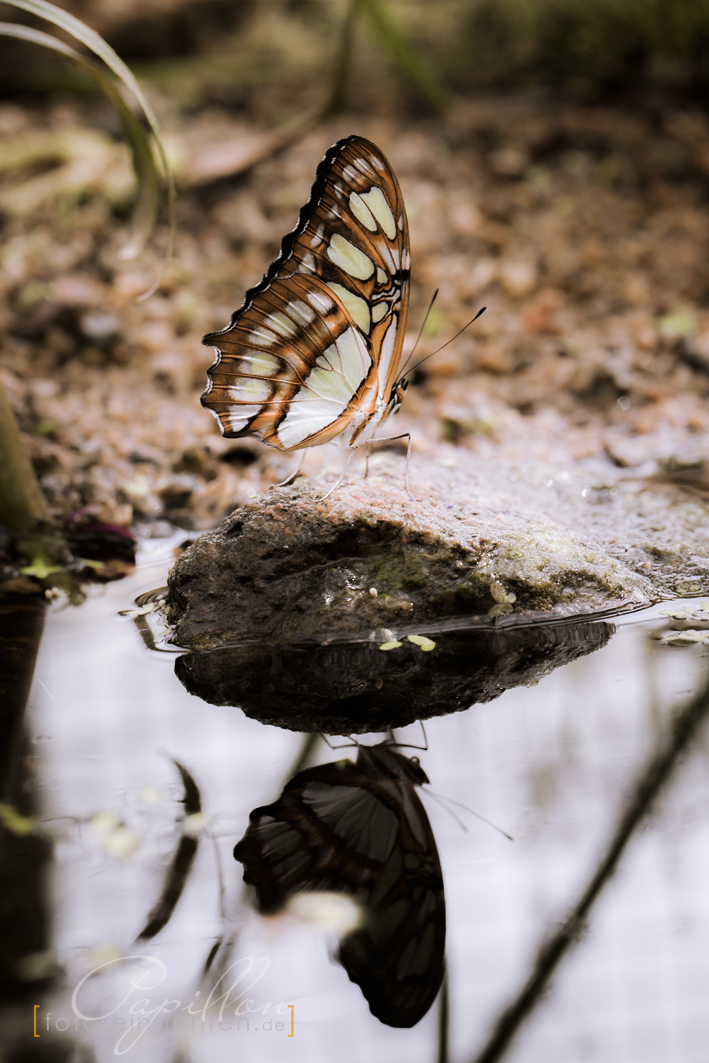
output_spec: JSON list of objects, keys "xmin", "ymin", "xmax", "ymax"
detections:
[
  {"xmin": 1, "ymin": 0, "xmax": 709, "ymax": 534},
  {"xmin": 3, "ymin": 7, "xmax": 709, "ymax": 1063}
]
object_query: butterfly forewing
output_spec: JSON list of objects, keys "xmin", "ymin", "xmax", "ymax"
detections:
[
  {"xmin": 203, "ymin": 136, "xmax": 411, "ymax": 451},
  {"xmin": 233, "ymin": 744, "xmax": 445, "ymax": 1028}
]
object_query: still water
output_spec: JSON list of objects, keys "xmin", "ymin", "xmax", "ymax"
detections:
[{"xmin": 3, "ymin": 534, "xmax": 709, "ymax": 1063}]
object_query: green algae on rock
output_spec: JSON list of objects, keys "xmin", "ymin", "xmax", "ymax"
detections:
[{"xmin": 165, "ymin": 457, "xmax": 709, "ymax": 650}]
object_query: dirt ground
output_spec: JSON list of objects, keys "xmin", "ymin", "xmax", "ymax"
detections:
[{"xmin": 2, "ymin": 92, "xmax": 709, "ymax": 533}]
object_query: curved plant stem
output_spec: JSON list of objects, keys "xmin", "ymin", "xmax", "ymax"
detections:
[
  {"xmin": 2, "ymin": 0, "xmax": 174, "ymax": 299},
  {"xmin": 0, "ymin": 23, "xmax": 159, "ymax": 263}
]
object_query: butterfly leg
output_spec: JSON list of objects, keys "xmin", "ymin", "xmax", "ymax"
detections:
[
  {"xmin": 319, "ymin": 445, "xmax": 359, "ymax": 501},
  {"xmin": 322, "ymin": 734, "xmax": 358, "ymax": 750},
  {"xmin": 271, "ymin": 450, "xmax": 306, "ymax": 489},
  {"xmin": 363, "ymin": 441, "xmax": 373, "ymax": 480},
  {"xmin": 368, "ymin": 433, "xmax": 412, "ymax": 495}
]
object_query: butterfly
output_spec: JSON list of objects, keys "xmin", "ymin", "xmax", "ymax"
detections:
[
  {"xmin": 233, "ymin": 742, "xmax": 445, "ymax": 1029},
  {"xmin": 202, "ymin": 135, "xmax": 411, "ymax": 458}
]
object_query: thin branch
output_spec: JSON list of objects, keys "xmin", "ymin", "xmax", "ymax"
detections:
[
  {"xmin": 286, "ymin": 732, "xmax": 322, "ymax": 781},
  {"xmin": 136, "ymin": 760, "xmax": 202, "ymax": 941},
  {"xmin": 321, "ymin": 0, "xmax": 362, "ymax": 118},
  {"xmin": 178, "ymin": 107, "xmax": 322, "ymax": 188},
  {"xmin": 469, "ymin": 666, "xmax": 709, "ymax": 1063},
  {"xmin": 359, "ymin": 0, "xmax": 446, "ymax": 113}
]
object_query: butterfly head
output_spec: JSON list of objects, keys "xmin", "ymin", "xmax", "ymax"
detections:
[
  {"xmin": 359, "ymin": 744, "xmax": 430, "ymax": 787},
  {"xmin": 389, "ymin": 377, "xmax": 409, "ymax": 418},
  {"xmin": 403, "ymin": 754, "xmax": 430, "ymax": 786}
]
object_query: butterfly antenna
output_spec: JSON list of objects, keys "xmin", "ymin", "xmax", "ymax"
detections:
[
  {"xmin": 400, "ymin": 289, "xmax": 439, "ymax": 375},
  {"xmin": 403, "ymin": 306, "xmax": 486, "ymax": 380},
  {"xmin": 423, "ymin": 788, "xmax": 513, "ymax": 841},
  {"xmin": 422, "ymin": 789, "xmax": 469, "ymax": 833}
]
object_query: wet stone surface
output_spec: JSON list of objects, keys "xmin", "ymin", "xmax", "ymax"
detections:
[{"xmin": 166, "ymin": 457, "xmax": 709, "ymax": 649}]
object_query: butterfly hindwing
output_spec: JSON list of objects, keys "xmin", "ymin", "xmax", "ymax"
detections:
[
  {"xmin": 233, "ymin": 744, "xmax": 445, "ymax": 1029},
  {"xmin": 234, "ymin": 761, "xmax": 387, "ymax": 910},
  {"xmin": 203, "ymin": 136, "xmax": 411, "ymax": 451}
]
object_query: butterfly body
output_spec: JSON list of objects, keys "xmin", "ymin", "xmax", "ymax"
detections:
[
  {"xmin": 233, "ymin": 743, "xmax": 445, "ymax": 1028},
  {"xmin": 202, "ymin": 136, "xmax": 411, "ymax": 453}
]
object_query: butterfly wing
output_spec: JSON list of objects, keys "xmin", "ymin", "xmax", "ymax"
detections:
[
  {"xmin": 233, "ymin": 749, "xmax": 445, "ymax": 1029},
  {"xmin": 337, "ymin": 781, "xmax": 445, "ymax": 1028},
  {"xmin": 202, "ymin": 136, "xmax": 411, "ymax": 451},
  {"xmin": 233, "ymin": 761, "xmax": 394, "ymax": 911}
]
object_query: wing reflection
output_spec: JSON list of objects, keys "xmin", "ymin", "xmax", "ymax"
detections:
[{"xmin": 234, "ymin": 742, "xmax": 445, "ymax": 1028}]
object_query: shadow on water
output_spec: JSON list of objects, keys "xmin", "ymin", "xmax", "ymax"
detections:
[
  {"xmin": 0, "ymin": 594, "xmax": 53, "ymax": 1005},
  {"xmin": 174, "ymin": 620, "xmax": 615, "ymax": 733}
]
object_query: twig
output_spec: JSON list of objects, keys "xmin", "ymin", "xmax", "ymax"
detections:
[
  {"xmin": 178, "ymin": 0, "xmax": 446, "ymax": 187},
  {"xmin": 321, "ymin": 0, "xmax": 361, "ymax": 117},
  {"xmin": 178, "ymin": 107, "xmax": 322, "ymax": 188},
  {"xmin": 286, "ymin": 732, "xmax": 322, "ymax": 779},
  {"xmin": 136, "ymin": 760, "xmax": 201, "ymax": 941},
  {"xmin": 359, "ymin": 0, "xmax": 446, "ymax": 114},
  {"xmin": 469, "ymin": 666, "xmax": 709, "ymax": 1063}
]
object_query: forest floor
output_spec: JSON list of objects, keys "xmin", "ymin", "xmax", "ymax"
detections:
[{"xmin": 2, "ymin": 92, "xmax": 709, "ymax": 535}]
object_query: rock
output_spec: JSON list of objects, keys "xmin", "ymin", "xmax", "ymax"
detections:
[
  {"xmin": 174, "ymin": 621, "xmax": 614, "ymax": 734},
  {"xmin": 166, "ymin": 456, "xmax": 709, "ymax": 650}
]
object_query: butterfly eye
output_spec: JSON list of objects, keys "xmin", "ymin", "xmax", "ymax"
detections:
[{"xmin": 410, "ymin": 756, "xmax": 420, "ymax": 767}]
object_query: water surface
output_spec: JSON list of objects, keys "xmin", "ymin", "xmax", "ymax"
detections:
[{"xmin": 3, "ymin": 536, "xmax": 709, "ymax": 1063}]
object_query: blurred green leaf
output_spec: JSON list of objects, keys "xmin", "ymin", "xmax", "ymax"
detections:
[
  {"xmin": 657, "ymin": 309, "xmax": 696, "ymax": 339},
  {"xmin": 422, "ymin": 304, "xmax": 445, "ymax": 339},
  {"xmin": 20, "ymin": 559, "xmax": 62, "ymax": 579},
  {"xmin": 0, "ymin": 803, "xmax": 36, "ymax": 836}
]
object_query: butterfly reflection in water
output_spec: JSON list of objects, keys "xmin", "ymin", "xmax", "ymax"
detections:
[
  {"xmin": 233, "ymin": 742, "xmax": 445, "ymax": 1028},
  {"xmin": 202, "ymin": 136, "xmax": 412, "ymax": 472}
]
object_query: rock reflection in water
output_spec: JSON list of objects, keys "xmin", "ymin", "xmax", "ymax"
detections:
[
  {"xmin": 234, "ymin": 742, "xmax": 445, "ymax": 1028},
  {"xmin": 175, "ymin": 620, "xmax": 614, "ymax": 733}
]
